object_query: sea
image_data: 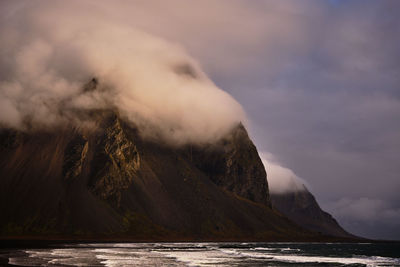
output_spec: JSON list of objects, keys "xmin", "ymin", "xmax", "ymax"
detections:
[{"xmin": 1, "ymin": 242, "xmax": 400, "ymax": 266}]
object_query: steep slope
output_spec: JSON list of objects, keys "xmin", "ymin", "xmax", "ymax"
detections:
[
  {"xmin": 0, "ymin": 111, "xmax": 317, "ymax": 241},
  {"xmin": 189, "ymin": 123, "xmax": 270, "ymax": 206},
  {"xmin": 270, "ymin": 183, "xmax": 354, "ymax": 238}
]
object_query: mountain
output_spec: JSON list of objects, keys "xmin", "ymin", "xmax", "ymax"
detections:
[
  {"xmin": 0, "ymin": 109, "xmax": 325, "ymax": 241},
  {"xmin": 270, "ymin": 182, "xmax": 354, "ymax": 238}
]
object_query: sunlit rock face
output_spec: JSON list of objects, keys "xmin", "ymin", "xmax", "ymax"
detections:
[{"xmin": 88, "ymin": 115, "xmax": 140, "ymax": 205}]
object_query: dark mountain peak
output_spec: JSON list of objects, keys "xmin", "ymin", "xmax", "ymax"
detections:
[
  {"xmin": 271, "ymin": 185, "xmax": 355, "ymax": 238},
  {"xmin": 188, "ymin": 122, "xmax": 270, "ymax": 206}
]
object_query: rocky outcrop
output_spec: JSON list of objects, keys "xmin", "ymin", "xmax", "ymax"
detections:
[
  {"xmin": 190, "ymin": 124, "xmax": 270, "ymax": 206},
  {"xmin": 271, "ymin": 186, "xmax": 354, "ymax": 238},
  {"xmin": 62, "ymin": 135, "xmax": 89, "ymax": 180},
  {"xmin": 89, "ymin": 115, "xmax": 140, "ymax": 205}
]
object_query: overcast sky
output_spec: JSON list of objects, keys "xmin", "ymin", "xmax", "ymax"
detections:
[
  {"xmin": 113, "ymin": 0, "xmax": 400, "ymax": 240},
  {"xmin": 2, "ymin": 0, "xmax": 399, "ymax": 239}
]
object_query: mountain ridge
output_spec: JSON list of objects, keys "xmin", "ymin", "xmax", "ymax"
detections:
[
  {"xmin": 270, "ymin": 185, "xmax": 355, "ymax": 238},
  {"xmin": 0, "ymin": 103, "xmax": 359, "ymax": 242},
  {"xmin": 0, "ymin": 111, "xmax": 318, "ymax": 241}
]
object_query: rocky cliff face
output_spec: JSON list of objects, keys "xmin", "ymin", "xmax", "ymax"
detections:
[
  {"xmin": 60, "ymin": 114, "xmax": 141, "ymax": 205},
  {"xmin": 89, "ymin": 115, "xmax": 140, "ymax": 205},
  {"xmin": 0, "ymin": 111, "xmax": 318, "ymax": 241},
  {"xmin": 270, "ymin": 186, "xmax": 354, "ymax": 238},
  {"xmin": 189, "ymin": 124, "xmax": 270, "ymax": 206}
]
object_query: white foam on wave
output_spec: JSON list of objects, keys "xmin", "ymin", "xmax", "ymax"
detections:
[
  {"xmin": 94, "ymin": 248, "xmax": 145, "ymax": 255},
  {"xmin": 8, "ymin": 256, "xmax": 41, "ymax": 267},
  {"xmin": 218, "ymin": 248, "xmax": 400, "ymax": 267},
  {"xmin": 153, "ymin": 249, "xmax": 240, "ymax": 267},
  {"xmin": 251, "ymin": 247, "xmax": 277, "ymax": 251},
  {"xmin": 6, "ymin": 243, "xmax": 400, "ymax": 267},
  {"xmin": 11, "ymin": 247, "xmax": 180, "ymax": 267},
  {"xmin": 281, "ymin": 247, "xmax": 301, "ymax": 252},
  {"xmin": 94, "ymin": 248, "xmax": 169, "ymax": 267},
  {"xmin": 264, "ymin": 254, "xmax": 400, "ymax": 267},
  {"xmin": 10, "ymin": 249, "xmax": 103, "ymax": 266},
  {"xmin": 95, "ymin": 251, "xmax": 171, "ymax": 267}
]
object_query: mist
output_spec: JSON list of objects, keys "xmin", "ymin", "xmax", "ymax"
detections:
[
  {"xmin": 260, "ymin": 152, "xmax": 307, "ymax": 194},
  {"xmin": 0, "ymin": 1, "xmax": 245, "ymax": 145}
]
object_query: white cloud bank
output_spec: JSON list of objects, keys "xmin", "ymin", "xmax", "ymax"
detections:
[
  {"xmin": 0, "ymin": 1, "xmax": 245, "ymax": 145},
  {"xmin": 260, "ymin": 152, "xmax": 307, "ymax": 194}
]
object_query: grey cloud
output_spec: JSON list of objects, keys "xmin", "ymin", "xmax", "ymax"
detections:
[{"xmin": 323, "ymin": 197, "xmax": 400, "ymax": 240}]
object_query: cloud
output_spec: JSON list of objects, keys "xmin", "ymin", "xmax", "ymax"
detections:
[
  {"xmin": 259, "ymin": 152, "xmax": 307, "ymax": 194},
  {"xmin": 1, "ymin": 0, "xmax": 399, "ymax": 239},
  {"xmin": 330, "ymin": 198, "xmax": 400, "ymax": 223},
  {"xmin": 324, "ymin": 197, "xmax": 400, "ymax": 239},
  {"xmin": 0, "ymin": 1, "xmax": 245, "ymax": 145},
  {"xmin": 195, "ymin": 0, "xmax": 400, "ymax": 239}
]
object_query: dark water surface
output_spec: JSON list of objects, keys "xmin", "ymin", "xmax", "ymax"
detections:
[{"xmin": 1, "ymin": 242, "xmax": 399, "ymax": 266}]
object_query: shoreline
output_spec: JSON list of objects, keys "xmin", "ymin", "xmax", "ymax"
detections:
[{"xmin": 1, "ymin": 236, "xmax": 394, "ymax": 249}]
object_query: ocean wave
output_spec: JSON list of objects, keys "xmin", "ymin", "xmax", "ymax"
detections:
[
  {"xmin": 280, "ymin": 247, "xmax": 301, "ymax": 252},
  {"xmin": 217, "ymin": 248, "xmax": 400, "ymax": 266},
  {"xmin": 250, "ymin": 247, "xmax": 277, "ymax": 251},
  {"xmin": 5, "ymin": 243, "xmax": 400, "ymax": 267}
]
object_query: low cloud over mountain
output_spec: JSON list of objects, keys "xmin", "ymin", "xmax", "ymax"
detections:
[{"xmin": 0, "ymin": 1, "xmax": 245, "ymax": 145}]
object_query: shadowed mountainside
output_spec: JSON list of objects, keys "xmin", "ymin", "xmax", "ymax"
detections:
[
  {"xmin": 270, "ymin": 182, "xmax": 355, "ymax": 238},
  {"xmin": 0, "ymin": 110, "xmax": 326, "ymax": 241}
]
